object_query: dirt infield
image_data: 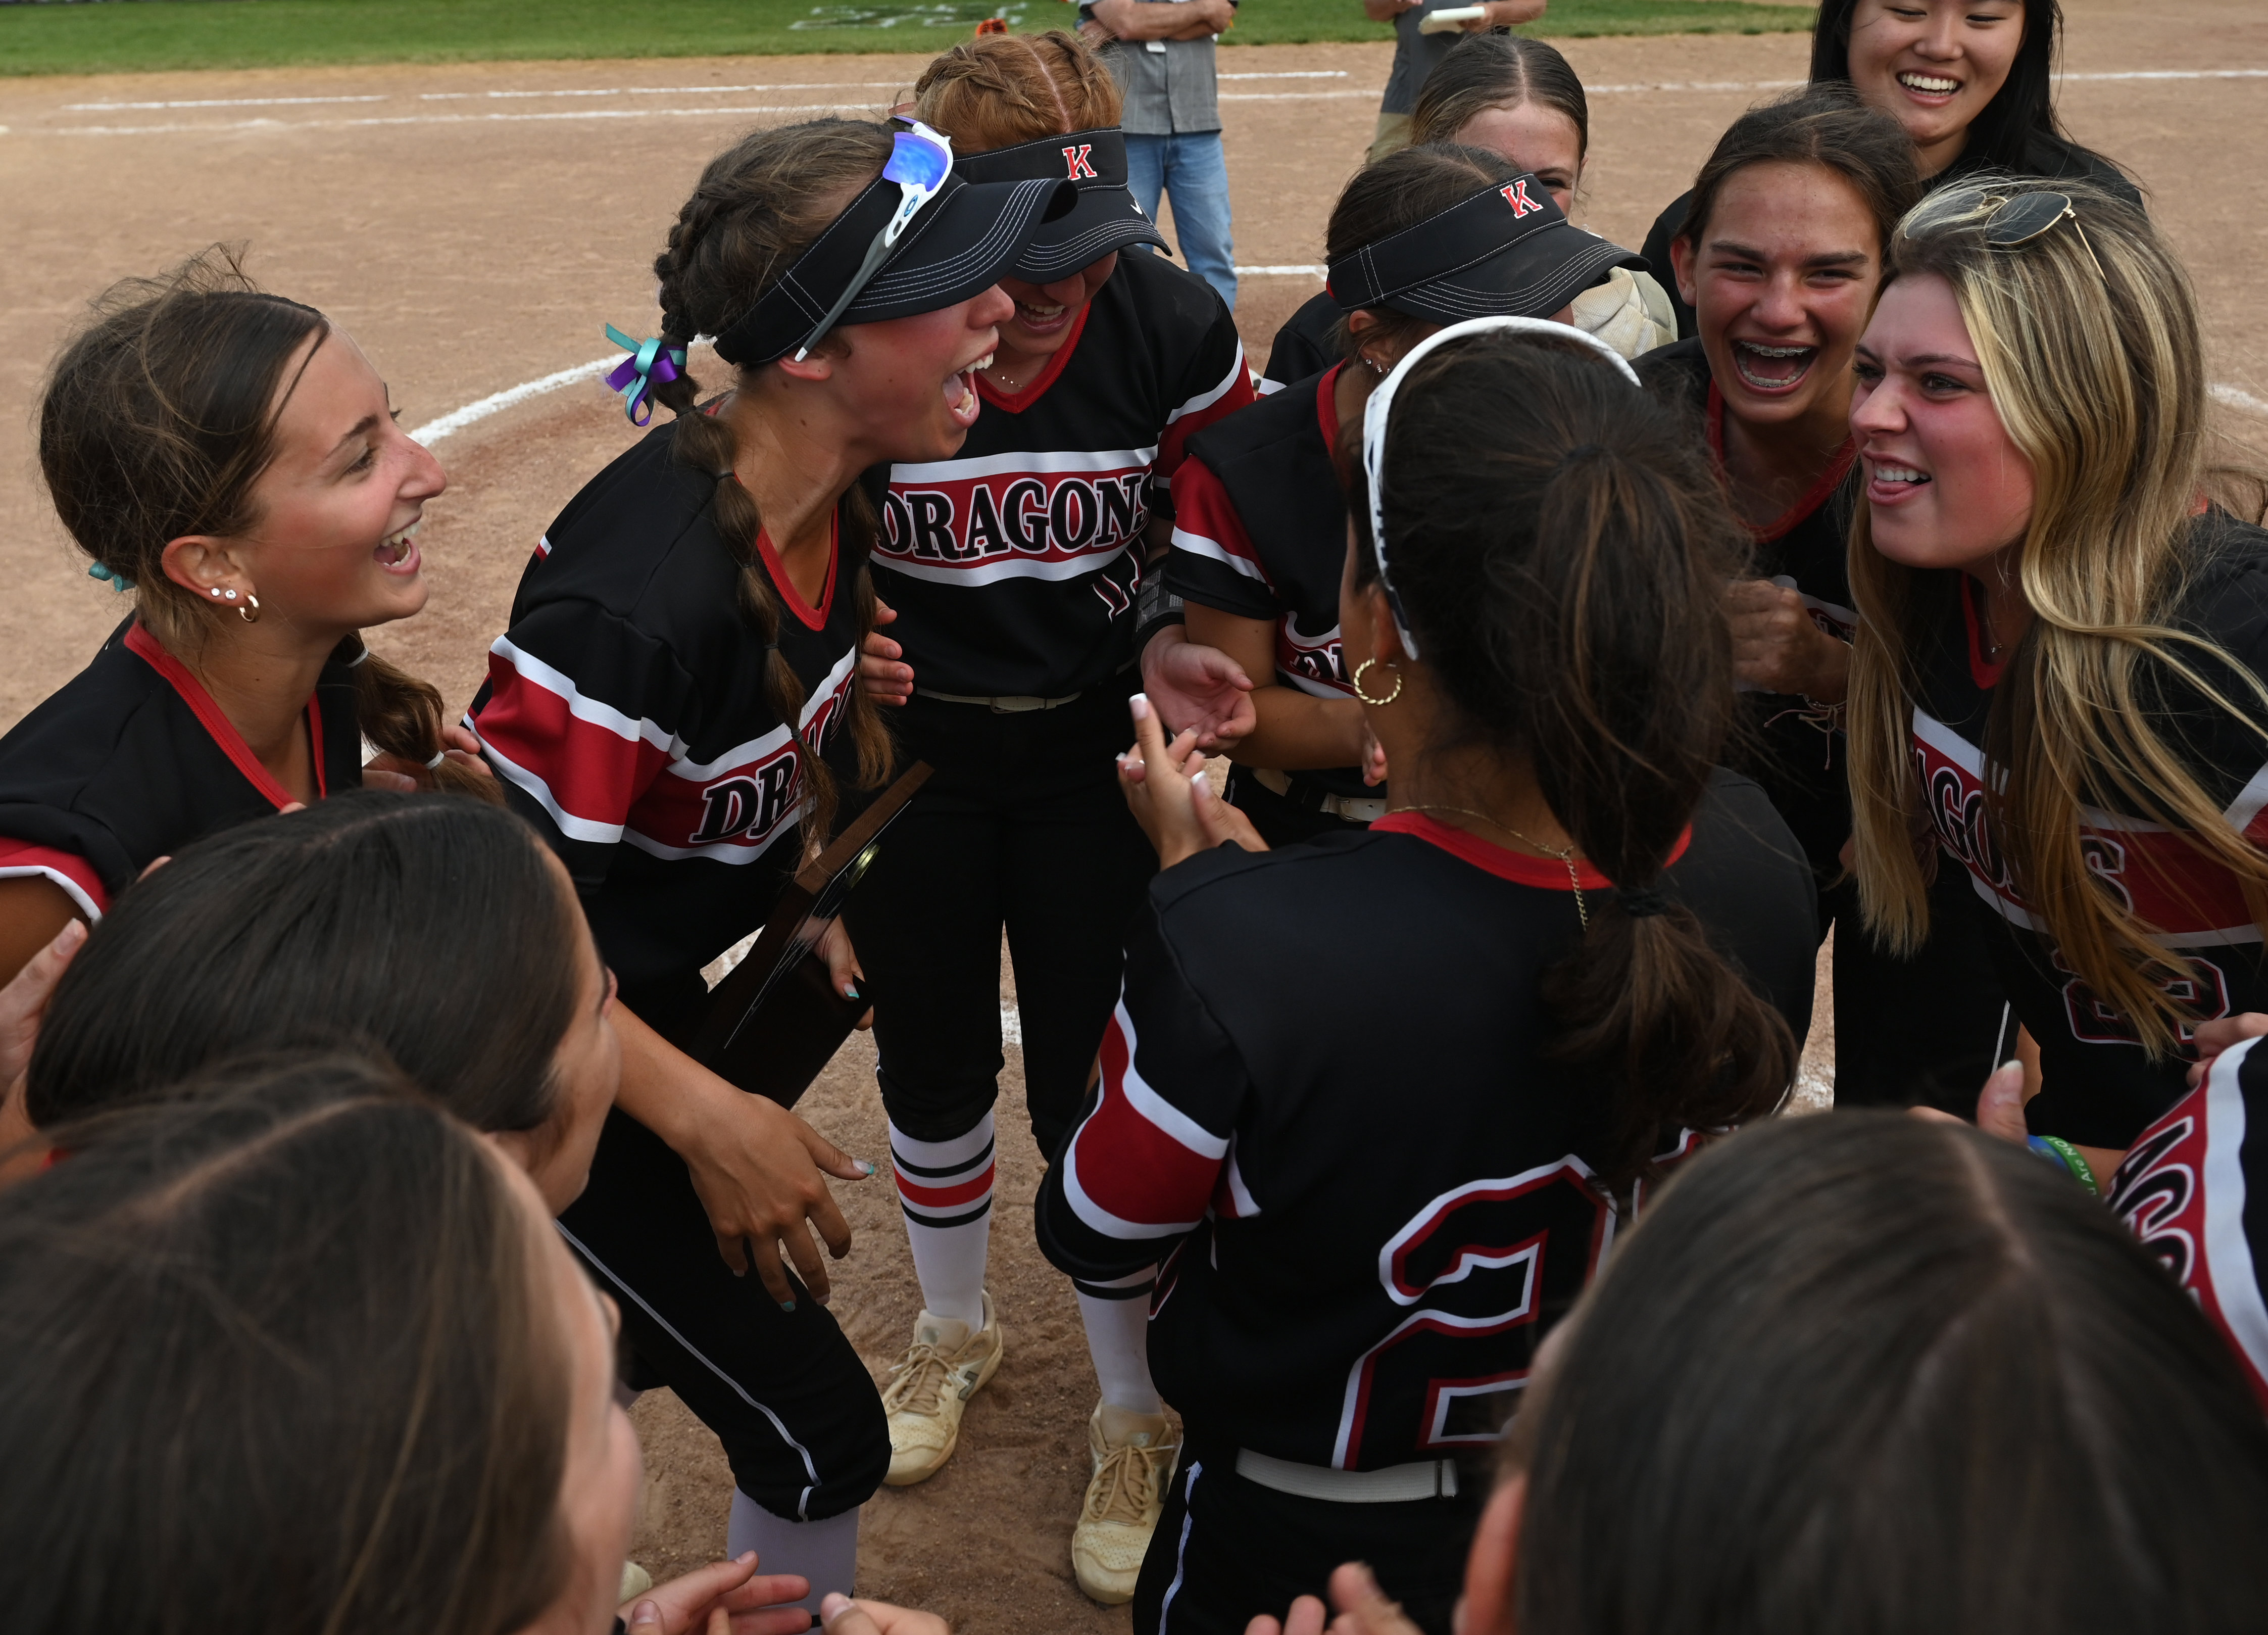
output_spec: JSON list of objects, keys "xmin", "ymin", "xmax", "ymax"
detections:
[{"xmin": 1, "ymin": 6, "xmax": 2263, "ymax": 1624}]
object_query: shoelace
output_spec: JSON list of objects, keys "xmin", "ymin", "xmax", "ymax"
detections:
[
  {"xmin": 1085, "ymin": 1437, "xmax": 1165, "ymax": 1527},
  {"xmin": 881, "ymin": 1341, "xmax": 959, "ymax": 1417}
]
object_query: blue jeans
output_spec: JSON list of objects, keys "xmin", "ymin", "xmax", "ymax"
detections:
[{"xmin": 1123, "ymin": 129, "xmax": 1237, "ymax": 311}]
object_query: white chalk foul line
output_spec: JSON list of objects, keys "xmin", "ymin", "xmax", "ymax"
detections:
[
  {"xmin": 28, "ymin": 64, "xmax": 2266, "ymax": 136},
  {"xmin": 406, "ymin": 356, "xmax": 615, "ymax": 446},
  {"xmin": 1238, "ymin": 264, "xmax": 1325, "ymax": 275},
  {"xmin": 2213, "ymin": 384, "xmax": 2268, "ymax": 418}
]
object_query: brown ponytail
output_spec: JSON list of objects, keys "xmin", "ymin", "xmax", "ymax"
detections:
[
  {"xmin": 335, "ymin": 638, "xmax": 504, "ymax": 803},
  {"xmin": 1347, "ymin": 330, "xmax": 1796, "ymax": 1184},
  {"xmin": 647, "ymin": 120, "xmax": 899, "ymax": 852},
  {"xmin": 38, "ymin": 247, "xmax": 493, "ymax": 803}
]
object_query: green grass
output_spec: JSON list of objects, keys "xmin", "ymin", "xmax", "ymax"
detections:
[{"xmin": 0, "ymin": 0, "xmax": 1813, "ymax": 76}]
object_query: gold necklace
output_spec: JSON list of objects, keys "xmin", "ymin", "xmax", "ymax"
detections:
[{"xmin": 1393, "ymin": 803, "xmax": 1589, "ymax": 929}]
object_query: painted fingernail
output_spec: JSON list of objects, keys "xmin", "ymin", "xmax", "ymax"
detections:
[
  {"xmin": 855, "ymin": 1158, "xmax": 877, "ymax": 1177},
  {"xmin": 1130, "ymin": 692, "xmax": 1151, "ymax": 721},
  {"xmin": 844, "ymin": 981, "xmax": 859, "ymax": 1000},
  {"xmin": 780, "ymin": 1297, "xmax": 798, "ymax": 1313}
]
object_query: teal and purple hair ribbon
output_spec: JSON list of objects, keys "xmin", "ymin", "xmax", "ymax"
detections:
[{"xmin": 604, "ymin": 325, "xmax": 687, "ymax": 426}]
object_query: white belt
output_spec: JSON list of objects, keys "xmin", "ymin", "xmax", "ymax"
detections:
[
  {"xmin": 1235, "ymin": 1448, "xmax": 1460, "ymax": 1503},
  {"xmin": 914, "ymin": 686, "xmax": 1084, "ymax": 714},
  {"xmin": 1250, "ymin": 766, "xmax": 1390, "ymax": 825}
]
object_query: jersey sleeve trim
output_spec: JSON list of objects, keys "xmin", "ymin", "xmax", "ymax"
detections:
[
  {"xmin": 470, "ymin": 633, "xmax": 686, "ymax": 845},
  {"xmin": 0, "ymin": 838, "xmax": 108, "ymax": 921},
  {"xmin": 2200, "ymin": 1039, "xmax": 2268, "ymax": 1388},
  {"xmin": 1156, "ymin": 338, "xmax": 1255, "ymax": 483},
  {"xmin": 1166, "ymin": 455, "xmax": 1272, "ymax": 589},
  {"xmin": 1060, "ymin": 995, "xmax": 1231, "ymax": 1241}
]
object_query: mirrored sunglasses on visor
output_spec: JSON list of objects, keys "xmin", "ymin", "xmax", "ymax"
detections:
[
  {"xmin": 794, "ymin": 120, "xmax": 956, "ymax": 361},
  {"xmin": 708, "ymin": 123, "xmax": 1075, "ymax": 372}
]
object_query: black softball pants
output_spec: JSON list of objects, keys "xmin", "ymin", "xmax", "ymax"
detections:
[
  {"xmin": 843, "ymin": 685, "xmax": 1157, "ymax": 1159},
  {"xmin": 1132, "ymin": 1434, "xmax": 1481, "ymax": 1635},
  {"xmin": 557, "ymin": 975, "xmax": 889, "ymax": 1523}
]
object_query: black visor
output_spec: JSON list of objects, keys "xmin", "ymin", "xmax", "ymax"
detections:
[
  {"xmin": 712, "ymin": 167, "xmax": 1077, "ymax": 367},
  {"xmin": 954, "ymin": 127, "xmax": 1167, "ymax": 279},
  {"xmin": 1328, "ymin": 175, "xmax": 1645, "ymax": 325}
]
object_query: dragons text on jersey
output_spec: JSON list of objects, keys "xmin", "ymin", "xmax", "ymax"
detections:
[{"xmin": 873, "ymin": 249, "xmax": 1253, "ymax": 699}]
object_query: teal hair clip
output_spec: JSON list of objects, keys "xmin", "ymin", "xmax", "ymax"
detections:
[
  {"xmin": 87, "ymin": 562, "xmax": 134, "ymax": 593},
  {"xmin": 604, "ymin": 324, "xmax": 686, "ymax": 426}
]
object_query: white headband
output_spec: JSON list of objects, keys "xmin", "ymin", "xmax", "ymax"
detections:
[{"xmin": 1360, "ymin": 316, "xmax": 1642, "ymax": 661}]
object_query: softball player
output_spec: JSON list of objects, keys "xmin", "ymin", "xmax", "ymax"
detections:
[
  {"xmin": 1046, "ymin": 322, "xmax": 1818, "ymax": 1632},
  {"xmin": 836, "ymin": 39, "xmax": 1251, "ymax": 1599},
  {"xmin": 1846, "ymin": 178, "xmax": 2268, "ymax": 1153},
  {"xmin": 1163, "ymin": 143, "xmax": 1644, "ymax": 847},
  {"xmin": 466, "ymin": 115, "xmax": 1073, "ymax": 1612},
  {"xmin": 0, "ymin": 254, "xmax": 485, "ymax": 985}
]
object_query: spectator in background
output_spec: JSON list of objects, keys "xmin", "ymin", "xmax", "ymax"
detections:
[
  {"xmin": 1363, "ymin": 0, "xmax": 1545, "ymax": 163},
  {"xmin": 1081, "ymin": 0, "xmax": 1240, "ymax": 308}
]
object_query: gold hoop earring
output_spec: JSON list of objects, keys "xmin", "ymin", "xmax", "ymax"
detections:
[
  {"xmin": 237, "ymin": 593, "xmax": 260, "ymax": 626},
  {"xmin": 1351, "ymin": 658, "xmax": 1402, "ymax": 706}
]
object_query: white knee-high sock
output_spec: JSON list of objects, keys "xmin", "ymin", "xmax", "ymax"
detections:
[
  {"xmin": 890, "ymin": 1113, "xmax": 994, "ymax": 1330},
  {"xmin": 1077, "ymin": 1276, "xmax": 1162, "ymax": 1415},
  {"xmin": 726, "ymin": 1490, "xmax": 860, "ymax": 1615}
]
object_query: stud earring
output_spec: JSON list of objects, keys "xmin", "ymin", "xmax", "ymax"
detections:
[{"xmin": 223, "ymin": 588, "xmax": 240, "ymax": 601}]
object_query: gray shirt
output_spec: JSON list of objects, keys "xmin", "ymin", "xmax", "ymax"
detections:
[
  {"xmin": 1381, "ymin": 5, "xmax": 1499, "ymax": 116},
  {"xmin": 1085, "ymin": 0, "xmax": 1222, "ymax": 134}
]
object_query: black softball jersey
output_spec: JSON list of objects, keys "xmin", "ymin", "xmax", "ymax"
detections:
[
  {"xmin": 1261, "ymin": 291, "xmax": 1338, "ymax": 395},
  {"xmin": 872, "ymin": 248, "xmax": 1252, "ymax": 700},
  {"xmin": 467, "ymin": 422, "xmax": 870, "ymax": 992},
  {"xmin": 1036, "ymin": 770, "xmax": 1816, "ymax": 1470},
  {"xmin": 2109, "ymin": 1032, "xmax": 2268, "ymax": 1411},
  {"xmin": 1639, "ymin": 338, "xmax": 1858, "ymax": 881},
  {"xmin": 1911, "ymin": 513, "xmax": 2268, "ymax": 1147},
  {"xmin": 0, "ymin": 619, "xmax": 363, "ymax": 919},
  {"xmin": 1164, "ymin": 365, "xmax": 1375, "ymax": 804}
]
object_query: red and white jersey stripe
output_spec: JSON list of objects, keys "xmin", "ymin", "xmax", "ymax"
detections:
[
  {"xmin": 1037, "ymin": 773, "xmax": 1817, "ymax": 1470},
  {"xmin": 2109, "ymin": 1034, "xmax": 2268, "ymax": 1408},
  {"xmin": 468, "ymin": 423, "xmax": 874, "ymax": 989},
  {"xmin": 871, "ymin": 250, "xmax": 1253, "ymax": 699},
  {"xmin": 1906, "ymin": 516, "xmax": 2268, "ymax": 1146}
]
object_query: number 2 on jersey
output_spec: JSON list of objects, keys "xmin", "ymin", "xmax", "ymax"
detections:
[{"xmin": 1333, "ymin": 1159, "xmax": 1614, "ymax": 1469}]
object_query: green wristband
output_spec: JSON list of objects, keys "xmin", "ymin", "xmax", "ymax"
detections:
[{"xmin": 2039, "ymin": 1134, "xmax": 2100, "ymax": 1196}]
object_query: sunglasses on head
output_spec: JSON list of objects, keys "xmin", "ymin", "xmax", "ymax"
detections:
[
  {"xmin": 1981, "ymin": 190, "xmax": 2107, "ymax": 279},
  {"xmin": 793, "ymin": 119, "xmax": 957, "ymax": 363}
]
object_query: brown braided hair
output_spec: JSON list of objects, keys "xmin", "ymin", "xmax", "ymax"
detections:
[
  {"xmin": 36, "ymin": 247, "xmax": 497, "ymax": 803},
  {"xmin": 650, "ymin": 120, "xmax": 897, "ymax": 852},
  {"xmin": 912, "ymin": 29, "xmax": 1124, "ymax": 150}
]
